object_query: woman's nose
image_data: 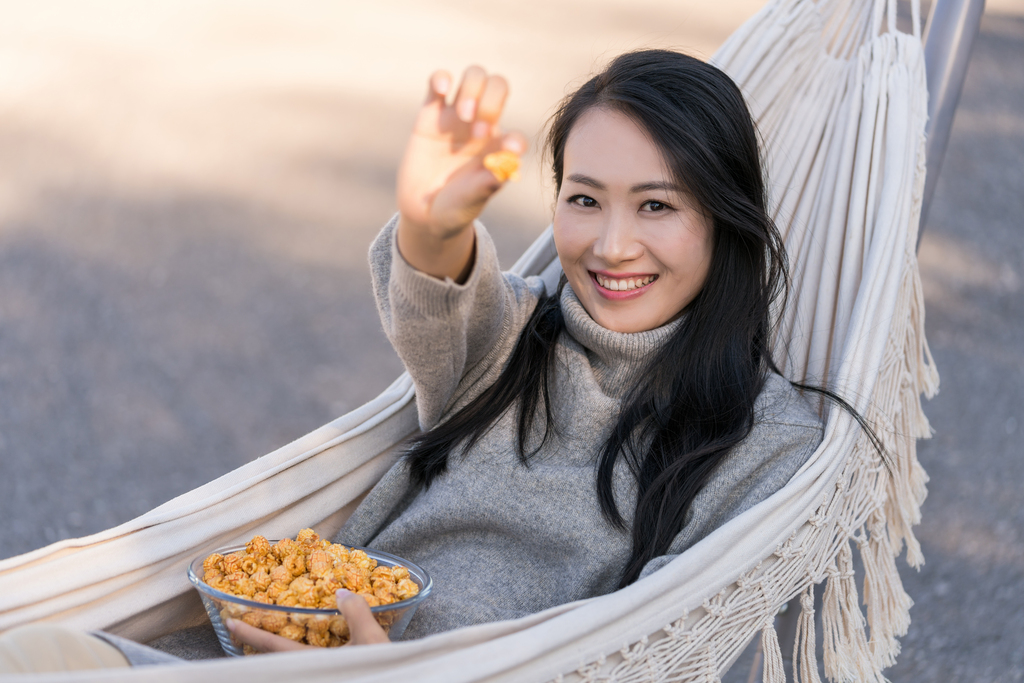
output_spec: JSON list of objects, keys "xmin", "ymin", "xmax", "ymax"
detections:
[{"xmin": 592, "ymin": 216, "xmax": 644, "ymax": 264}]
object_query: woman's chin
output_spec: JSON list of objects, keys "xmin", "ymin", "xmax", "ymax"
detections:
[{"xmin": 588, "ymin": 307, "xmax": 660, "ymax": 334}]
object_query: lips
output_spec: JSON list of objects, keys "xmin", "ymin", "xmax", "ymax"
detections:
[
  {"xmin": 591, "ymin": 271, "xmax": 658, "ymax": 292},
  {"xmin": 588, "ymin": 271, "xmax": 659, "ymax": 303}
]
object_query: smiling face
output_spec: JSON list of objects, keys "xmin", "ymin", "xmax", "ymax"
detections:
[{"xmin": 553, "ymin": 107, "xmax": 714, "ymax": 334}]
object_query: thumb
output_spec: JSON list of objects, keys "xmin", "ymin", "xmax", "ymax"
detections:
[{"xmin": 336, "ymin": 589, "xmax": 390, "ymax": 645}]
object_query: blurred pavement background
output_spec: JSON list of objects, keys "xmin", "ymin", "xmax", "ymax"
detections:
[{"xmin": 0, "ymin": 1, "xmax": 1021, "ymax": 679}]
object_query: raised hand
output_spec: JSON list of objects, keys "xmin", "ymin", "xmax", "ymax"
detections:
[{"xmin": 396, "ymin": 66, "xmax": 526, "ymax": 281}]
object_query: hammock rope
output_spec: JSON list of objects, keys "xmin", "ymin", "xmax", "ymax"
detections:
[{"xmin": 0, "ymin": 0, "xmax": 937, "ymax": 679}]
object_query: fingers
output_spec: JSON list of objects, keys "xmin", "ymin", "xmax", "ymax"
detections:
[
  {"xmin": 336, "ymin": 590, "xmax": 390, "ymax": 645},
  {"xmin": 225, "ymin": 619, "xmax": 312, "ymax": 653},
  {"xmin": 419, "ymin": 66, "xmax": 511, "ymax": 141},
  {"xmin": 452, "ymin": 66, "xmax": 510, "ymax": 139},
  {"xmin": 425, "ymin": 70, "xmax": 452, "ymax": 104},
  {"xmin": 224, "ymin": 595, "xmax": 390, "ymax": 654},
  {"xmin": 474, "ymin": 75, "xmax": 508, "ymax": 138},
  {"xmin": 454, "ymin": 65, "xmax": 487, "ymax": 123}
]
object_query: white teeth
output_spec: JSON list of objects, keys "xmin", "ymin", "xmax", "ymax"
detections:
[{"xmin": 595, "ymin": 274, "xmax": 655, "ymax": 291}]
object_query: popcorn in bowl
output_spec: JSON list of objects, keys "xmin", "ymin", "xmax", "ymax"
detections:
[{"xmin": 188, "ymin": 529, "xmax": 431, "ymax": 655}]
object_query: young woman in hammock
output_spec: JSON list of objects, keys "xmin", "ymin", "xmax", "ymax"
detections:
[
  {"xmin": 230, "ymin": 48, "xmax": 824, "ymax": 653},
  {"xmin": 0, "ymin": 49, "xmax": 824, "ymax": 668}
]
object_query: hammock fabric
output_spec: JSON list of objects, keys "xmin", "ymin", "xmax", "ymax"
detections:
[{"xmin": 0, "ymin": 0, "xmax": 938, "ymax": 679}]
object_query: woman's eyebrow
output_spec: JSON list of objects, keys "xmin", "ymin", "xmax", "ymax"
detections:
[
  {"xmin": 566, "ymin": 173, "xmax": 605, "ymax": 190},
  {"xmin": 566, "ymin": 174, "xmax": 681, "ymax": 194},
  {"xmin": 628, "ymin": 181, "xmax": 681, "ymax": 194}
]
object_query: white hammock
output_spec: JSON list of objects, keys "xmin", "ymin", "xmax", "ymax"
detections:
[{"xmin": 0, "ymin": 0, "xmax": 938, "ymax": 679}]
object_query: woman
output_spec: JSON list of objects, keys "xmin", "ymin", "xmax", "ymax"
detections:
[{"xmin": 236, "ymin": 48, "xmax": 822, "ymax": 651}]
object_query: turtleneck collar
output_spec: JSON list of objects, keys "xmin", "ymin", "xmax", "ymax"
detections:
[{"xmin": 559, "ymin": 285, "xmax": 682, "ymax": 398}]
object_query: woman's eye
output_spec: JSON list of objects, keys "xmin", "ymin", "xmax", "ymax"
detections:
[
  {"xmin": 569, "ymin": 195, "xmax": 598, "ymax": 208},
  {"xmin": 641, "ymin": 200, "xmax": 671, "ymax": 212}
]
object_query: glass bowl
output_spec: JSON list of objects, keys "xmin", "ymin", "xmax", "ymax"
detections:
[{"xmin": 188, "ymin": 543, "xmax": 432, "ymax": 656}]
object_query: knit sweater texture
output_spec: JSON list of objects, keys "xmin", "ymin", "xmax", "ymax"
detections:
[{"xmin": 338, "ymin": 216, "xmax": 823, "ymax": 640}]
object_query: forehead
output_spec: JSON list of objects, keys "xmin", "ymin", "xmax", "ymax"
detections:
[{"xmin": 563, "ymin": 107, "xmax": 671, "ymax": 185}]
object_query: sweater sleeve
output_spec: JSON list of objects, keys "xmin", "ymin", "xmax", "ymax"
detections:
[
  {"xmin": 637, "ymin": 375, "xmax": 824, "ymax": 580},
  {"xmin": 369, "ymin": 214, "xmax": 546, "ymax": 430}
]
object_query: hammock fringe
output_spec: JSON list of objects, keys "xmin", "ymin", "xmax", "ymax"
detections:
[
  {"xmin": 861, "ymin": 512, "xmax": 912, "ymax": 669},
  {"xmin": 793, "ymin": 586, "xmax": 822, "ymax": 683},
  {"xmin": 761, "ymin": 621, "xmax": 786, "ymax": 683},
  {"xmin": 821, "ymin": 542, "xmax": 883, "ymax": 683}
]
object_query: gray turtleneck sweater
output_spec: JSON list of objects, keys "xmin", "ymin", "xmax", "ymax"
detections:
[{"xmin": 338, "ymin": 217, "xmax": 823, "ymax": 640}]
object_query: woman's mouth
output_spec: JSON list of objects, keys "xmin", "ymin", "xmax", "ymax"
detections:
[{"xmin": 590, "ymin": 271, "xmax": 658, "ymax": 298}]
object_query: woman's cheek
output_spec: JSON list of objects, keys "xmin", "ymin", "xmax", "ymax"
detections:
[
  {"xmin": 553, "ymin": 219, "xmax": 586, "ymax": 268},
  {"xmin": 552, "ymin": 225, "xmax": 577, "ymax": 276}
]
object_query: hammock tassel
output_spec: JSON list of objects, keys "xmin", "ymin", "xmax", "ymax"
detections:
[
  {"xmin": 761, "ymin": 619, "xmax": 786, "ymax": 683},
  {"xmin": 881, "ymin": 260, "xmax": 933, "ymax": 570},
  {"xmin": 908, "ymin": 263, "xmax": 940, "ymax": 423},
  {"xmin": 793, "ymin": 585, "xmax": 822, "ymax": 683},
  {"xmin": 908, "ymin": 119, "xmax": 940, "ymax": 408},
  {"xmin": 861, "ymin": 512, "xmax": 913, "ymax": 669},
  {"xmin": 822, "ymin": 541, "xmax": 883, "ymax": 683}
]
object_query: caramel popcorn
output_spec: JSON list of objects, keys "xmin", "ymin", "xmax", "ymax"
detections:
[
  {"xmin": 201, "ymin": 529, "xmax": 420, "ymax": 653},
  {"xmin": 483, "ymin": 150, "xmax": 520, "ymax": 182}
]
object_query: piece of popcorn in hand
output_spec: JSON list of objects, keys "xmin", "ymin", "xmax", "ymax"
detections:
[{"xmin": 483, "ymin": 150, "xmax": 521, "ymax": 182}]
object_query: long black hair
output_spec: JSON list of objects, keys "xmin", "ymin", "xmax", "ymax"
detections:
[{"xmin": 405, "ymin": 50, "xmax": 838, "ymax": 587}]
